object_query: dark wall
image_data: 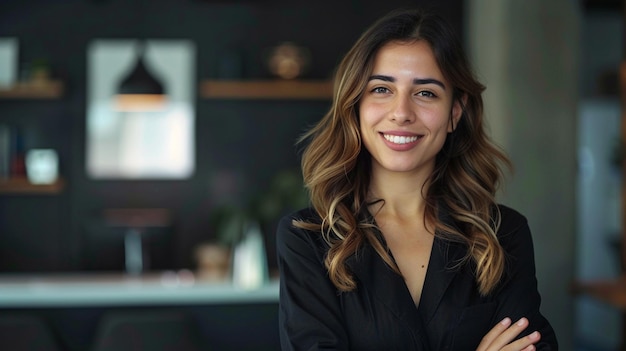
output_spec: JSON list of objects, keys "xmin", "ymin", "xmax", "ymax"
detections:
[{"xmin": 0, "ymin": 0, "xmax": 464, "ymax": 273}]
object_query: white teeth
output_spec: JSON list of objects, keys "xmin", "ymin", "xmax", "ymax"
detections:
[{"xmin": 383, "ymin": 134, "xmax": 418, "ymax": 144}]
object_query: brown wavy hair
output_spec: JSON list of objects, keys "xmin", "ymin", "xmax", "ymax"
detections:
[{"xmin": 294, "ymin": 8, "xmax": 511, "ymax": 296}]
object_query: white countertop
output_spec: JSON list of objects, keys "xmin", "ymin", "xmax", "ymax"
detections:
[{"xmin": 0, "ymin": 271, "xmax": 279, "ymax": 308}]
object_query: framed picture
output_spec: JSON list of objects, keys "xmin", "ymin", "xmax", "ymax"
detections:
[{"xmin": 86, "ymin": 39, "xmax": 196, "ymax": 179}]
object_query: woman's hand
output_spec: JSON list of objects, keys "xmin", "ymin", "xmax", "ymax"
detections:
[{"xmin": 477, "ymin": 317, "xmax": 541, "ymax": 351}]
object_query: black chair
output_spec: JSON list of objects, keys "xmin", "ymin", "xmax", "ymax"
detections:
[
  {"xmin": 0, "ymin": 313, "xmax": 61, "ymax": 351},
  {"xmin": 90, "ymin": 310, "xmax": 205, "ymax": 351}
]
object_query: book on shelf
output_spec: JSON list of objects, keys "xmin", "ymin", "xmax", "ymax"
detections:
[
  {"xmin": 0, "ymin": 124, "xmax": 26, "ymax": 181},
  {"xmin": 0, "ymin": 124, "xmax": 9, "ymax": 179}
]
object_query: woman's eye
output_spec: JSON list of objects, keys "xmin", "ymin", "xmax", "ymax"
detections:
[
  {"xmin": 371, "ymin": 87, "xmax": 390, "ymax": 94},
  {"xmin": 416, "ymin": 91, "xmax": 436, "ymax": 98}
]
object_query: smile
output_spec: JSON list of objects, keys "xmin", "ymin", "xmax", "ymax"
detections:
[{"xmin": 383, "ymin": 134, "xmax": 420, "ymax": 144}]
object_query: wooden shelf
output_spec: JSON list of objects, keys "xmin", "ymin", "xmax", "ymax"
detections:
[
  {"xmin": 0, "ymin": 177, "xmax": 64, "ymax": 195},
  {"xmin": 199, "ymin": 80, "xmax": 333, "ymax": 100},
  {"xmin": 573, "ymin": 277, "xmax": 626, "ymax": 309},
  {"xmin": 0, "ymin": 80, "xmax": 64, "ymax": 99}
]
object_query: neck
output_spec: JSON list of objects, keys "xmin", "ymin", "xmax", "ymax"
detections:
[{"xmin": 368, "ymin": 168, "xmax": 431, "ymax": 219}]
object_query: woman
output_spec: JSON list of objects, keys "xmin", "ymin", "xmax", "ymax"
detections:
[{"xmin": 276, "ymin": 8, "xmax": 558, "ymax": 351}]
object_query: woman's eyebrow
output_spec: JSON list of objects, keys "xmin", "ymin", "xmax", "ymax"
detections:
[
  {"xmin": 369, "ymin": 74, "xmax": 394, "ymax": 82},
  {"xmin": 413, "ymin": 78, "xmax": 446, "ymax": 90},
  {"xmin": 368, "ymin": 75, "xmax": 446, "ymax": 90}
]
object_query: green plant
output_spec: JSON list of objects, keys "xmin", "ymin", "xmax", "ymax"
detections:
[
  {"xmin": 210, "ymin": 168, "xmax": 309, "ymax": 247},
  {"xmin": 30, "ymin": 58, "xmax": 50, "ymax": 77}
]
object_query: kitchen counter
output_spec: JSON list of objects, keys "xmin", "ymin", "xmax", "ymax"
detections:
[{"xmin": 0, "ymin": 271, "xmax": 279, "ymax": 308}]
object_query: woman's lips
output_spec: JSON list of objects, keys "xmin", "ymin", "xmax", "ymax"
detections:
[
  {"xmin": 383, "ymin": 134, "xmax": 419, "ymax": 144},
  {"xmin": 381, "ymin": 133, "xmax": 422, "ymax": 150}
]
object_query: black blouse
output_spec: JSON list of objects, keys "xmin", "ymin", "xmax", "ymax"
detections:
[{"xmin": 276, "ymin": 205, "xmax": 558, "ymax": 350}]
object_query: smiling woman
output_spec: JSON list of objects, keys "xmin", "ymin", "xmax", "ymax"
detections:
[
  {"xmin": 275, "ymin": 7, "xmax": 558, "ymax": 351},
  {"xmin": 359, "ymin": 40, "xmax": 461, "ymax": 177}
]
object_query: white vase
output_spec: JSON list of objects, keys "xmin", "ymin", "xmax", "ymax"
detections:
[
  {"xmin": 231, "ymin": 220, "xmax": 269, "ymax": 290},
  {"xmin": 26, "ymin": 149, "xmax": 58, "ymax": 184}
]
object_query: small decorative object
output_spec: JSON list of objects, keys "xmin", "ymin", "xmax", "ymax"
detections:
[
  {"xmin": 266, "ymin": 42, "xmax": 311, "ymax": 80},
  {"xmin": 25, "ymin": 149, "xmax": 58, "ymax": 184},
  {"xmin": 194, "ymin": 243, "xmax": 231, "ymax": 281}
]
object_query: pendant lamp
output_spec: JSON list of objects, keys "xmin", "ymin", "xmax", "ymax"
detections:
[{"xmin": 115, "ymin": 41, "xmax": 166, "ymax": 111}]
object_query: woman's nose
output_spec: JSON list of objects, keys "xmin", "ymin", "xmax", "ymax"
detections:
[{"xmin": 390, "ymin": 95, "xmax": 415, "ymax": 124}]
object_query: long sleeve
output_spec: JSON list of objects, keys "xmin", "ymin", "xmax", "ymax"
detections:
[
  {"xmin": 424, "ymin": 205, "xmax": 558, "ymax": 350},
  {"xmin": 276, "ymin": 212, "xmax": 349, "ymax": 351},
  {"xmin": 490, "ymin": 206, "xmax": 558, "ymax": 350}
]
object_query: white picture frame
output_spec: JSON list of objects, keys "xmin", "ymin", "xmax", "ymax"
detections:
[{"xmin": 86, "ymin": 39, "xmax": 196, "ymax": 179}]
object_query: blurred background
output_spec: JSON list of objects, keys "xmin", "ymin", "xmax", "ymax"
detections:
[{"xmin": 0, "ymin": 0, "xmax": 623, "ymax": 350}]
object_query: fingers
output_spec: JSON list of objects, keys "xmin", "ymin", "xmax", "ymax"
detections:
[
  {"xmin": 512, "ymin": 331, "xmax": 541, "ymax": 351},
  {"xmin": 477, "ymin": 317, "xmax": 542, "ymax": 351},
  {"xmin": 478, "ymin": 317, "xmax": 514, "ymax": 351}
]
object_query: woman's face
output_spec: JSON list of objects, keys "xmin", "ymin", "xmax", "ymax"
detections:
[{"xmin": 358, "ymin": 40, "xmax": 462, "ymax": 178}]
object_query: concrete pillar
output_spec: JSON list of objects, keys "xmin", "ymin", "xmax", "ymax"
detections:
[{"xmin": 466, "ymin": 1, "xmax": 579, "ymax": 349}]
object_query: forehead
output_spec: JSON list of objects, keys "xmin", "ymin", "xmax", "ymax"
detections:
[{"xmin": 371, "ymin": 40, "xmax": 441, "ymax": 74}]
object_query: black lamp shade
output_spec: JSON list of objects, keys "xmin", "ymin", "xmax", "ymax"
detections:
[
  {"xmin": 115, "ymin": 43, "xmax": 167, "ymax": 111},
  {"xmin": 118, "ymin": 55, "xmax": 164, "ymax": 95}
]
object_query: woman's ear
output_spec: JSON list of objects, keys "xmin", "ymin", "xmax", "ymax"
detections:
[{"xmin": 448, "ymin": 93, "xmax": 467, "ymax": 132}]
